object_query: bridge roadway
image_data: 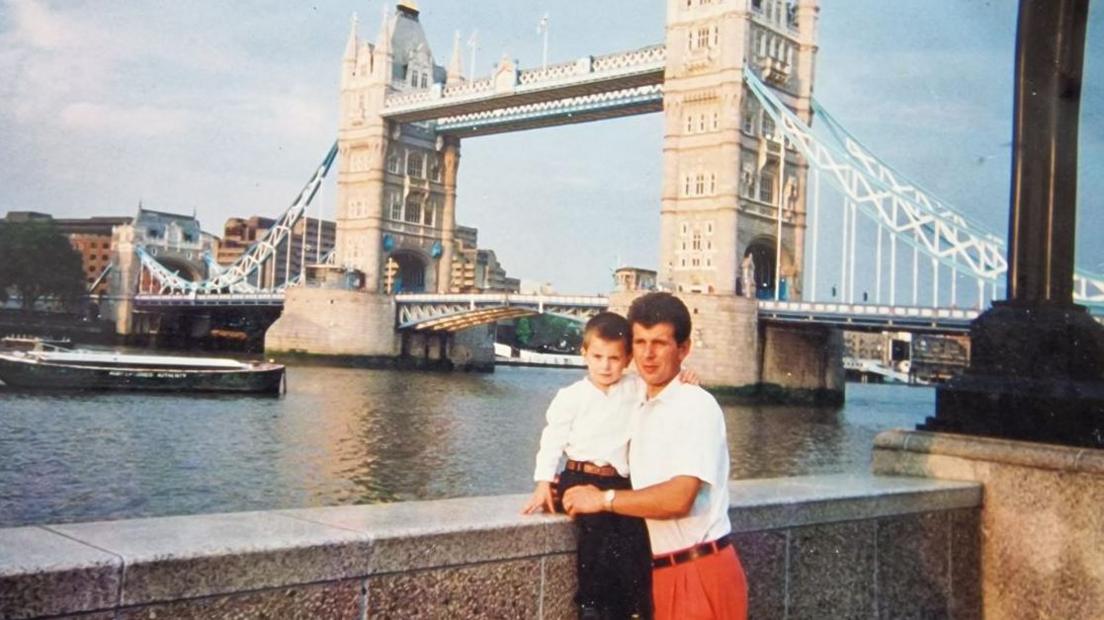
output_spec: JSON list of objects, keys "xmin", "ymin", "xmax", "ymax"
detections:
[{"xmin": 133, "ymin": 292, "xmax": 1009, "ymax": 334}]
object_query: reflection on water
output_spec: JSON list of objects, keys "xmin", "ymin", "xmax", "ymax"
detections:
[{"xmin": 0, "ymin": 365, "xmax": 932, "ymax": 527}]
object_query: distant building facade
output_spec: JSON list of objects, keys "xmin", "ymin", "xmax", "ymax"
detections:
[
  {"xmin": 614, "ymin": 267, "xmax": 657, "ymax": 292},
  {"xmin": 218, "ymin": 216, "xmax": 336, "ymax": 287},
  {"xmin": 3, "ymin": 211, "xmax": 132, "ymax": 294},
  {"xmin": 445, "ymin": 225, "xmax": 518, "ymax": 293}
]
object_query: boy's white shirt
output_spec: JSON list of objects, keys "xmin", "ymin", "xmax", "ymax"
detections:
[{"xmin": 532, "ymin": 374, "xmax": 645, "ymax": 482}]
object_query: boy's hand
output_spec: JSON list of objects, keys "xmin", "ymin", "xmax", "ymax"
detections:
[
  {"xmin": 521, "ymin": 481, "xmax": 555, "ymax": 515},
  {"xmin": 679, "ymin": 367, "xmax": 702, "ymax": 385},
  {"xmin": 562, "ymin": 484, "xmax": 605, "ymax": 516}
]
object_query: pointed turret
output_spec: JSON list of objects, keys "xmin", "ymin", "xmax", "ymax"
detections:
[
  {"xmin": 341, "ymin": 13, "xmax": 359, "ymax": 89},
  {"xmin": 375, "ymin": 6, "xmax": 392, "ymax": 56},
  {"xmin": 343, "ymin": 13, "xmax": 359, "ymax": 60},
  {"xmin": 447, "ymin": 30, "xmax": 464, "ymax": 85}
]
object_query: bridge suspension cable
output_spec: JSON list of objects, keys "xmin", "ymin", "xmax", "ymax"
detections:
[
  {"xmin": 135, "ymin": 142, "xmax": 339, "ymax": 295},
  {"xmin": 744, "ymin": 68, "xmax": 1104, "ymax": 310}
]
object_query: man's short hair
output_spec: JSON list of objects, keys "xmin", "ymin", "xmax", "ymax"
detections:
[
  {"xmin": 627, "ymin": 292, "xmax": 692, "ymax": 345},
  {"xmin": 582, "ymin": 311, "xmax": 632, "ymax": 353}
]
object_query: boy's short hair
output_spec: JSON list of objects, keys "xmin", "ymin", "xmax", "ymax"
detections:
[
  {"xmin": 627, "ymin": 292, "xmax": 692, "ymax": 344},
  {"xmin": 582, "ymin": 311, "xmax": 632, "ymax": 353}
]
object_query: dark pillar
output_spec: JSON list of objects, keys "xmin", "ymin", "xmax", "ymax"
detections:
[{"xmin": 922, "ymin": 0, "xmax": 1104, "ymax": 448}]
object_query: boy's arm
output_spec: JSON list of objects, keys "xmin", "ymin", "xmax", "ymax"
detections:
[{"xmin": 532, "ymin": 388, "xmax": 575, "ymax": 482}]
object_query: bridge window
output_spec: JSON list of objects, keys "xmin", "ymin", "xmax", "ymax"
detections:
[
  {"xmin": 760, "ymin": 170, "xmax": 775, "ymax": 203},
  {"xmin": 423, "ymin": 199, "xmax": 437, "ymax": 226},
  {"xmin": 762, "ymin": 116, "xmax": 775, "ymax": 139},
  {"xmin": 386, "ymin": 147, "xmax": 401, "ymax": 174},
  {"xmin": 406, "ymin": 151, "xmax": 425, "ymax": 178},
  {"xmin": 428, "ymin": 155, "xmax": 441, "ymax": 181},
  {"xmin": 743, "ymin": 100, "xmax": 758, "ymax": 134},
  {"xmin": 404, "ymin": 195, "xmax": 422, "ymax": 223},
  {"xmin": 388, "ymin": 190, "xmax": 403, "ymax": 220}
]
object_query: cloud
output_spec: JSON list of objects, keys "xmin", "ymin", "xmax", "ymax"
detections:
[
  {"xmin": 59, "ymin": 102, "xmax": 192, "ymax": 137},
  {"xmin": 7, "ymin": 0, "xmax": 72, "ymax": 50}
]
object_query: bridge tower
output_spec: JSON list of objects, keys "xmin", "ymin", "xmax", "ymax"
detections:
[
  {"xmin": 335, "ymin": 2, "xmax": 458, "ymax": 294},
  {"xmin": 615, "ymin": 0, "xmax": 840, "ymax": 399},
  {"xmin": 267, "ymin": 2, "xmax": 483, "ymax": 365},
  {"xmin": 660, "ymin": 0, "xmax": 817, "ymax": 298}
]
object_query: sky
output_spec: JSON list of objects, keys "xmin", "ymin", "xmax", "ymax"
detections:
[{"xmin": 1, "ymin": 0, "xmax": 1101, "ymax": 297}]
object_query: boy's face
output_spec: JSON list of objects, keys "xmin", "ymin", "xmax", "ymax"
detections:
[{"xmin": 582, "ymin": 336, "xmax": 630, "ymax": 389}]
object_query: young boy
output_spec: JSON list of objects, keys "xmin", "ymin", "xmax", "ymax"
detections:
[{"xmin": 521, "ymin": 311, "xmax": 652, "ymax": 619}]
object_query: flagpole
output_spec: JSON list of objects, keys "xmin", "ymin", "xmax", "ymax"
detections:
[
  {"xmin": 539, "ymin": 14, "xmax": 550, "ymax": 69},
  {"xmin": 774, "ymin": 134, "xmax": 784, "ymax": 301},
  {"xmin": 467, "ymin": 30, "xmax": 479, "ymax": 78}
]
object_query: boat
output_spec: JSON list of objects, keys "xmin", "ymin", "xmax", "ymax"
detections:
[
  {"xmin": 1, "ymin": 335, "xmax": 72, "ymax": 351},
  {"xmin": 0, "ymin": 348, "xmax": 285, "ymax": 394}
]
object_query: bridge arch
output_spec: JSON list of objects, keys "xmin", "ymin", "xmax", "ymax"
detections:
[
  {"xmin": 151, "ymin": 255, "xmax": 203, "ymax": 282},
  {"xmin": 744, "ymin": 236, "xmax": 794, "ymax": 300},
  {"xmin": 386, "ymin": 249, "xmax": 430, "ymax": 293}
]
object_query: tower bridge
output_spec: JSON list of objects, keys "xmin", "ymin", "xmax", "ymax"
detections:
[{"xmin": 114, "ymin": 0, "xmax": 1104, "ymax": 399}]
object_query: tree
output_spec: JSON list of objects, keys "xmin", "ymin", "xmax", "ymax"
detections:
[
  {"xmin": 515, "ymin": 316, "xmax": 533, "ymax": 345},
  {"xmin": 0, "ymin": 220, "xmax": 86, "ymax": 312}
]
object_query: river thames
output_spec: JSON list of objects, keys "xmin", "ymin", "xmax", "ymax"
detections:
[{"xmin": 0, "ymin": 365, "xmax": 933, "ymax": 528}]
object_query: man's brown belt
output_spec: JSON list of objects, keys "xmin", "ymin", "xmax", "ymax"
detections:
[{"xmin": 652, "ymin": 536, "xmax": 733, "ymax": 569}]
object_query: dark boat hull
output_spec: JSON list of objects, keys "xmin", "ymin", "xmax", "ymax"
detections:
[{"xmin": 0, "ymin": 358, "xmax": 284, "ymax": 394}]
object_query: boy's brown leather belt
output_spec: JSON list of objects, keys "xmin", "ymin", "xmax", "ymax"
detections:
[
  {"xmin": 564, "ymin": 460, "xmax": 620, "ymax": 477},
  {"xmin": 652, "ymin": 536, "xmax": 732, "ymax": 569}
]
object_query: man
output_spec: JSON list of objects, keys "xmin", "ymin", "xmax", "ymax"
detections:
[{"xmin": 563, "ymin": 292, "xmax": 747, "ymax": 619}]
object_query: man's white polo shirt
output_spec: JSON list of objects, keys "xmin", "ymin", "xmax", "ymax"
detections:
[{"xmin": 628, "ymin": 378, "xmax": 731, "ymax": 555}]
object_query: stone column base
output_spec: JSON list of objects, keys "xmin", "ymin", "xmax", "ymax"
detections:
[{"xmin": 265, "ymin": 287, "xmax": 398, "ymax": 362}]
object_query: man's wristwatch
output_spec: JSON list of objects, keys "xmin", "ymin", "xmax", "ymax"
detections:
[{"xmin": 603, "ymin": 489, "xmax": 616, "ymax": 512}]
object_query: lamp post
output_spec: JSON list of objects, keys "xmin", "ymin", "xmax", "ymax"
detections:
[{"xmin": 926, "ymin": 0, "xmax": 1104, "ymax": 448}]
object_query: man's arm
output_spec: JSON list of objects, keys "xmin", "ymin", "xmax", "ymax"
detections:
[{"xmin": 561, "ymin": 476, "xmax": 700, "ymax": 519}]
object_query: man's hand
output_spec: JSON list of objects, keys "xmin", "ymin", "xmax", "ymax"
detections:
[
  {"xmin": 562, "ymin": 484, "xmax": 606, "ymax": 516},
  {"xmin": 521, "ymin": 481, "xmax": 556, "ymax": 514}
]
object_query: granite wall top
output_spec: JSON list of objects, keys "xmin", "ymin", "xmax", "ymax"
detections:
[
  {"xmin": 0, "ymin": 473, "xmax": 980, "ymax": 618},
  {"xmin": 876, "ymin": 429, "xmax": 1104, "ymax": 474}
]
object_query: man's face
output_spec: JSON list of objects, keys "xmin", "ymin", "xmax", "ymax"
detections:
[{"xmin": 632, "ymin": 322, "xmax": 690, "ymax": 390}]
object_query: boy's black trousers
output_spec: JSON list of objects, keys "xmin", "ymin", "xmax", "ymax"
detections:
[{"xmin": 559, "ymin": 468, "xmax": 653, "ymax": 619}]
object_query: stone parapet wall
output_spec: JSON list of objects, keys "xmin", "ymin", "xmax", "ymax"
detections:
[
  {"xmin": 874, "ymin": 430, "xmax": 1104, "ymax": 619},
  {"xmin": 0, "ymin": 475, "xmax": 980, "ymax": 619}
]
